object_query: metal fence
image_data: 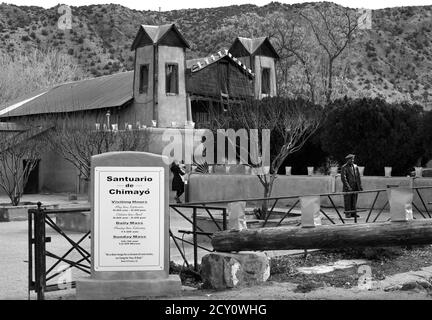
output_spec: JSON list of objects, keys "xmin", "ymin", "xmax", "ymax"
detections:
[{"xmin": 169, "ymin": 185, "xmax": 432, "ymax": 269}]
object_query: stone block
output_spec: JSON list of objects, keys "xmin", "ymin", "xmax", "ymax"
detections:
[{"xmin": 200, "ymin": 252, "xmax": 270, "ymax": 290}]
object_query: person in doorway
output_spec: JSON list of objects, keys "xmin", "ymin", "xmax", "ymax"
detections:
[
  {"xmin": 341, "ymin": 154, "xmax": 363, "ymax": 218},
  {"xmin": 171, "ymin": 160, "xmax": 185, "ymax": 203}
]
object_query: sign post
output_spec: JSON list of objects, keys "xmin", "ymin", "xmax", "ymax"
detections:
[{"xmin": 77, "ymin": 151, "xmax": 181, "ymax": 300}]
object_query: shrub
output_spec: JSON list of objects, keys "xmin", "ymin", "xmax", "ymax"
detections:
[
  {"xmin": 282, "ymin": 131, "xmax": 328, "ymax": 175},
  {"xmin": 320, "ymin": 97, "xmax": 425, "ymax": 176}
]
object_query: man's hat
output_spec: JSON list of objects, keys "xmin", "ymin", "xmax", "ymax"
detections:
[{"xmin": 345, "ymin": 154, "xmax": 355, "ymax": 159}]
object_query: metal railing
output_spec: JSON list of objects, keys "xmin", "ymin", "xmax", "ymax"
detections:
[
  {"xmin": 169, "ymin": 204, "xmax": 227, "ymax": 271},
  {"xmin": 168, "ymin": 185, "xmax": 432, "ymax": 269}
]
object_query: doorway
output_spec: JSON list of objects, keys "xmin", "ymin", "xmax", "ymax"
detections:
[{"xmin": 23, "ymin": 159, "xmax": 40, "ymax": 194}]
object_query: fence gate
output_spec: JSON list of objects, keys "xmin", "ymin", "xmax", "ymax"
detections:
[{"xmin": 28, "ymin": 203, "xmax": 91, "ymax": 300}]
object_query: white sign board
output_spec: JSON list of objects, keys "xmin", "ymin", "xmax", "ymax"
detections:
[{"xmin": 93, "ymin": 166, "xmax": 164, "ymax": 271}]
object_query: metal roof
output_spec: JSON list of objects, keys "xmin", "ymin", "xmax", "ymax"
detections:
[
  {"xmin": 0, "ymin": 71, "xmax": 134, "ymax": 118},
  {"xmin": 186, "ymin": 49, "xmax": 255, "ymax": 77}
]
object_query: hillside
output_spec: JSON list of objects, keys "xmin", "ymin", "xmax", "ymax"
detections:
[{"xmin": 1, "ymin": 1, "xmax": 432, "ymax": 108}]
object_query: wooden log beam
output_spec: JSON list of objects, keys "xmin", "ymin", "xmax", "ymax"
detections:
[{"xmin": 211, "ymin": 220, "xmax": 432, "ymax": 252}]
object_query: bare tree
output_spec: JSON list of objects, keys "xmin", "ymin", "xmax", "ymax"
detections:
[
  {"xmin": 243, "ymin": 5, "xmax": 359, "ymax": 105},
  {"xmin": 0, "ymin": 48, "xmax": 82, "ymax": 105},
  {"xmin": 44, "ymin": 117, "xmax": 151, "ymax": 184},
  {"xmin": 209, "ymin": 97, "xmax": 322, "ymax": 218},
  {"xmin": 299, "ymin": 4, "xmax": 359, "ymax": 104},
  {"xmin": 0, "ymin": 48, "xmax": 81, "ymax": 205},
  {"xmin": 266, "ymin": 11, "xmax": 320, "ymax": 103},
  {"xmin": 0, "ymin": 124, "xmax": 47, "ymax": 205}
]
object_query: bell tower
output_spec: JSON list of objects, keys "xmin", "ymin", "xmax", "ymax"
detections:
[
  {"xmin": 229, "ymin": 37, "xmax": 279, "ymax": 99},
  {"xmin": 130, "ymin": 24, "xmax": 190, "ymax": 127}
]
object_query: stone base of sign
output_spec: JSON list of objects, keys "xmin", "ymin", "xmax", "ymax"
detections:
[
  {"xmin": 200, "ymin": 252, "xmax": 270, "ymax": 290},
  {"xmin": 76, "ymin": 275, "xmax": 182, "ymax": 300}
]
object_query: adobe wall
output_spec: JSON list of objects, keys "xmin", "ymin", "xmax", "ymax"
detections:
[
  {"xmin": 188, "ymin": 173, "xmax": 432, "ymax": 211},
  {"xmin": 39, "ymin": 150, "xmax": 78, "ymax": 193}
]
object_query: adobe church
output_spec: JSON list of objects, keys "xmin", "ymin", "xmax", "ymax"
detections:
[{"xmin": 0, "ymin": 24, "xmax": 279, "ymax": 194}]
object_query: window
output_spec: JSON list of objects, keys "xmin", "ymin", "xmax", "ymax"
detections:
[
  {"xmin": 139, "ymin": 65, "xmax": 149, "ymax": 94},
  {"xmin": 261, "ymin": 68, "xmax": 271, "ymax": 95},
  {"xmin": 219, "ymin": 61, "xmax": 229, "ymax": 95},
  {"xmin": 165, "ymin": 63, "xmax": 179, "ymax": 94}
]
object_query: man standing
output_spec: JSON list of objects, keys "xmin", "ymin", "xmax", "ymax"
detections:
[{"xmin": 341, "ymin": 154, "xmax": 363, "ymax": 218}]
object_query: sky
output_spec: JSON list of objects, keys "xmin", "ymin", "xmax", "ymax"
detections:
[{"xmin": 2, "ymin": 0, "xmax": 432, "ymax": 11}]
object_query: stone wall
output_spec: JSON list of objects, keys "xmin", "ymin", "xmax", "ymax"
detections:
[{"xmin": 188, "ymin": 173, "xmax": 432, "ymax": 210}]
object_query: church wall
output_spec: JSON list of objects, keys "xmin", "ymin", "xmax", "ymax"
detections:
[
  {"xmin": 1, "ymin": 110, "xmax": 129, "ymax": 195},
  {"xmin": 227, "ymin": 63, "xmax": 254, "ymax": 98},
  {"xmin": 186, "ymin": 64, "xmax": 220, "ymax": 97}
]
